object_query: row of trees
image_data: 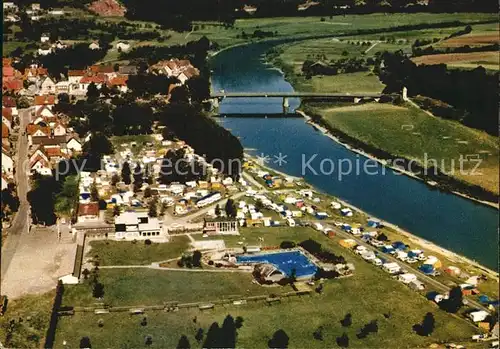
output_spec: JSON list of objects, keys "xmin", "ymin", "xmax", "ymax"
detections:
[
  {"xmin": 379, "ymin": 50, "xmax": 498, "ymax": 135},
  {"xmin": 119, "ymin": 0, "xmax": 496, "ymax": 28},
  {"xmin": 302, "ymin": 57, "xmax": 373, "ymax": 77}
]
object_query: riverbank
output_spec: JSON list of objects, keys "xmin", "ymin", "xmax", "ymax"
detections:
[
  {"xmin": 247, "ymin": 152, "xmax": 499, "ymax": 281},
  {"xmin": 263, "ymin": 41, "xmax": 498, "ymax": 207},
  {"xmin": 297, "ymin": 109, "xmax": 499, "ymax": 210}
]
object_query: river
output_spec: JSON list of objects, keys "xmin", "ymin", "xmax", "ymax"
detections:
[{"xmin": 209, "ymin": 41, "xmax": 498, "ymax": 270}]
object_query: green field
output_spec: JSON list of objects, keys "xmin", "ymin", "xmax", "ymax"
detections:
[
  {"xmin": 55, "ymin": 227, "xmax": 480, "ymax": 348},
  {"xmin": 88, "ymin": 235, "xmax": 191, "ymax": 265},
  {"xmin": 305, "ymin": 102, "xmax": 499, "ymax": 194},
  {"xmin": 0, "ymin": 291, "xmax": 55, "ymax": 348},
  {"xmin": 62, "ymin": 268, "xmax": 285, "ymax": 307}
]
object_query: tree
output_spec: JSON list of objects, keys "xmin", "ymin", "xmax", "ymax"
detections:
[
  {"xmin": 254, "ymin": 199, "xmax": 264, "ymax": 212},
  {"xmin": 133, "ymin": 163, "xmax": 143, "ymax": 192},
  {"xmin": 148, "ymin": 198, "xmax": 158, "ymax": 218},
  {"xmin": 176, "ymin": 335, "xmax": 191, "ymax": 349},
  {"xmin": 413, "ymin": 312, "xmax": 435, "ymax": 336},
  {"xmin": 113, "ymin": 205, "xmax": 121, "ymax": 217},
  {"xmin": 203, "ymin": 322, "xmax": 221, "ymax": 349},
  {"xmin": 141, "ymin": 317, "xmax": 148, "ymax": 326},
  {"xmin": 313, "ymin": 326, "xmax": 323, "ymax": 341},
  {"xmin": 215, "ymin": 204, "xmax": 221, "ymax": 217},
  {"xmin": 145, "ymin": 335, "xmax": 153, "ymax": 346},
  {"xmin": 192, "ymin": 250, "xmax": 202, "ymax": 267},
  {"xmin": 144, "ymin": 187, "xmax": 152, "ymax": 198},
  {"xmin": 439, "ymin": 286, "xmax": 463, "ymax": 313},
  {"xmin": 90, "ymin": 182, "xmax": 99, "ymax": 202},
  {"xmin": 268, "ymin": 329, "xmax": 289, "ymax": 349},
  {"xmin": 195, "ymin": 328, "xmax": 204, "ymax": 343},
  {"xmin": 111, "ymin": 174, "xmax": 120, "ymax": 186},
  {"xmin": 220, "ymin": 315, "xmax": 237, "ymax": 348},
  {"xmin": 86, "ymin": 82, "xmax": 100, "ymax": 101},
  {"xmin": 225, "ymin": 199, "xmax": 236, "ymax": 218},
  {"xmin": 82, "ymin": 268, "xmax": 90, "ymax": 280},
  {"xmin": 341, "ymin": 313, "xmax": 352, "ymax": 327},
  {"xmin": 376, "ymin": 233, "xmax": 388, "ymax": 241},
  {"xmin": 92, "ymin": 282, "xmax": 104, "ymax": 298},
  {"xmin": 336, "ymin": 333, "xmax": 349, "ymax": 348},
  {"xmin": 235, "ymin": 316, "xmax": 244, "ymax": 329},
  {"xmin": 79, "ymin": 337, "xmax": 92, "ymax": 348},
  {"xmin": 160, "ymin": 202, "xmax": 167, "ymax": 216},
  {"xmin": 121, "ymin": 162, "xmax": 131, "ymax": 185}
]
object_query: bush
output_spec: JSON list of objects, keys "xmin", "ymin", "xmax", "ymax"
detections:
[
  {"xmin": 144, "ymin": 239, "xmax": 152, "ymax": 245},
  {"xmin": 280, "ymin": 241, "xmax": 296, "ymax": 249}
]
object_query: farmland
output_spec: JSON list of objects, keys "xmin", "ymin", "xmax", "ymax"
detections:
[{"xmin": 412, "ymin": 51, "xmax": 499, "ymax": 71}]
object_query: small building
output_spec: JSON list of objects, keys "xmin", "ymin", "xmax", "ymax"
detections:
[
  {"xmin": 468, "ymin": 310, "xmax": 489, "ymax": 323},
  {"xmin": 252, "ymin": 263, "xmax": 286, "ymax": 283},
  {"xmin": 116, "ymin": 41, "xmax": 131, "ymax": 52},
  {"xmin": 203, "ymin": 217, "xmax": 239, "ymax": 235},
  {"xmin": 77, "ymin": 202, "xmax": 99, "ymax": 223},
  {"xmin": 89, "ymin": 42, "xmax": 101, "ymax": 50}
]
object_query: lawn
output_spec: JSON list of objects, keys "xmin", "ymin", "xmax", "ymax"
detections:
[
  {"xmin": 55, "ymin": 226, "xmax": 480, "ymax": 348},
  {"xmin": 0, "ymin": 291, "xmax": 55, "ymax": 348},
  {"xmin": 305, "ymin": 102, "xmax": 499, "ymax": 194},
  {"xmin": 62, "ymin": 268, "xmax": 284, "ymax": 307},
  {"xmin": 88, "ymin": 235, "xmax": 191, "ymax": 265}
]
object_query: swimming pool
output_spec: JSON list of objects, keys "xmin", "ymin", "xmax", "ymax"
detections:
[{"xmin": 236, "ymin": 250, "xmax": 318, "ymax": 277}]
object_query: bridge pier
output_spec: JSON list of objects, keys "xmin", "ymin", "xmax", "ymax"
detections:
[{"xmin": 282, "ymin": 97, "xmax": 290, "ymax": 114}]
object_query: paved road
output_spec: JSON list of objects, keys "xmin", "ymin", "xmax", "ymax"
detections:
[{"xmin": 1, "ymin": 108, "xmax": 31, "ymax": 279}]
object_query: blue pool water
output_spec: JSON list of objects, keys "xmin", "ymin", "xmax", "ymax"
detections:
[{"xmin": 236, "ymin": 251, "xmax": 318, "ymax": 277}]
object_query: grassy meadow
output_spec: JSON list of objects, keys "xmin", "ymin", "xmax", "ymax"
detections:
[
  {"xmin": 305, "ymin": 102, "xmax": 499, "ymax": 194},
  {"xmin": 88, "ymin": 235, "xmax": 191, "ymax": 265}
]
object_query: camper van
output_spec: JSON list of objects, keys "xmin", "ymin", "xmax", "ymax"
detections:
[{"xmin": 286, "ymin": 218, "xmax": 296, "ymax": 227}]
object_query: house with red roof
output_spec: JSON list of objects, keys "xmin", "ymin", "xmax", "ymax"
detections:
[
  {"xmin": 34, "ymin": 95, "xmax": 56, "ymax": 112},
  {"xmin": 2, "ymin": 108, "xmax": 13, "ymax": 130},
  {"xmin": 77, "ymin": 202, "xmax": 100, "ymax": 223},
  {"xmin": 30, "ymin": 154, "xmax": 52, "ymax": 176},
  {"xmin": 2, "ymin": 122, "xmax": 10, "ymax": 139},
  {"xmin": 108, "ymin": 75, "xmax": 128, "ymax": 93}
]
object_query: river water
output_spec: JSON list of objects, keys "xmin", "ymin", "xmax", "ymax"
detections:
[{"xmin": 210, "ymin": 42, "xmax": 498, "ymax": 270}]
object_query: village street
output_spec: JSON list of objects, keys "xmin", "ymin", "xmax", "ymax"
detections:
[{"xmin": 1, "ymin": 108, "xmax": 31, "ymax": 279}]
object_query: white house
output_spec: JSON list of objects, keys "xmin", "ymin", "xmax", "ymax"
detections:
[
  {"xmin": 88, "ymin": 42, "xmax": 100, "ymax": 50},
  {"xmin": 114, "ymin": 211, "xmax": 166, "ymax": 241},
  {"xmin": 67, "ymin": 137, "xmax": 82, "ymax": 152},
  {"xmin": 3, "ymin": 2, "xmax": 18, "ymax": 10},
  {"xmin": 468, "ymin": 310, "xmax": 489, "ymax": 323},
  {"xmin": 1, "ymin": 152, "xmax": 14, "ymax": 175},
  {"xmin": 40, "ymin": 33, "xmax": 50, "ymax": 43},
  {"xmin": 116, "ymin": 41, "xmax": 131, "ymax": 52},
  {"xmin": 37, "ymin": 47, "xmax": 52, "ymax": 56},
  {"xmin": 40, "ymin": 76, "xmax": 56, "ymax": 95},
  {"xmin": 1, "ymin": 175, "xmax": 8, "ymax": 190},
  {"xmin": 30, "ymin": 156, "xmax": 52, "ymax": 176}
]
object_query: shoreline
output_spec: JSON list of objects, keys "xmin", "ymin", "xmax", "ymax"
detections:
[
  {"xmin": 261, "ymin": 47, "xmax": 498, "ymax": 209},
  {"xmin": 247, "ymin": 153, "xmax": 499, "ymax": 278},
  {"xmin": 296, "ymin": 110, "xmax": 499, "ymax": 210}
]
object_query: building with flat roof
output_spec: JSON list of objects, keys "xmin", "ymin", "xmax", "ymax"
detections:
[
  {"xmin": 115, "ymin": 211, "xmax": 168, "ymax": 241},
  {"xmin": 203, "ymin": 217, "xmax": 239, "ymax": 235}
]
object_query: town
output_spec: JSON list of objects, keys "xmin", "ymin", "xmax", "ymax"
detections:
[{"xmin": 1, "ymin": 0, "xmax": 499, "ymax": 348}]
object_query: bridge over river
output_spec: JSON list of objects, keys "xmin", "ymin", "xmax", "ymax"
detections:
[{"xmin": 210, "ymin": 91, "xmax": 387, "ymax": 110}]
